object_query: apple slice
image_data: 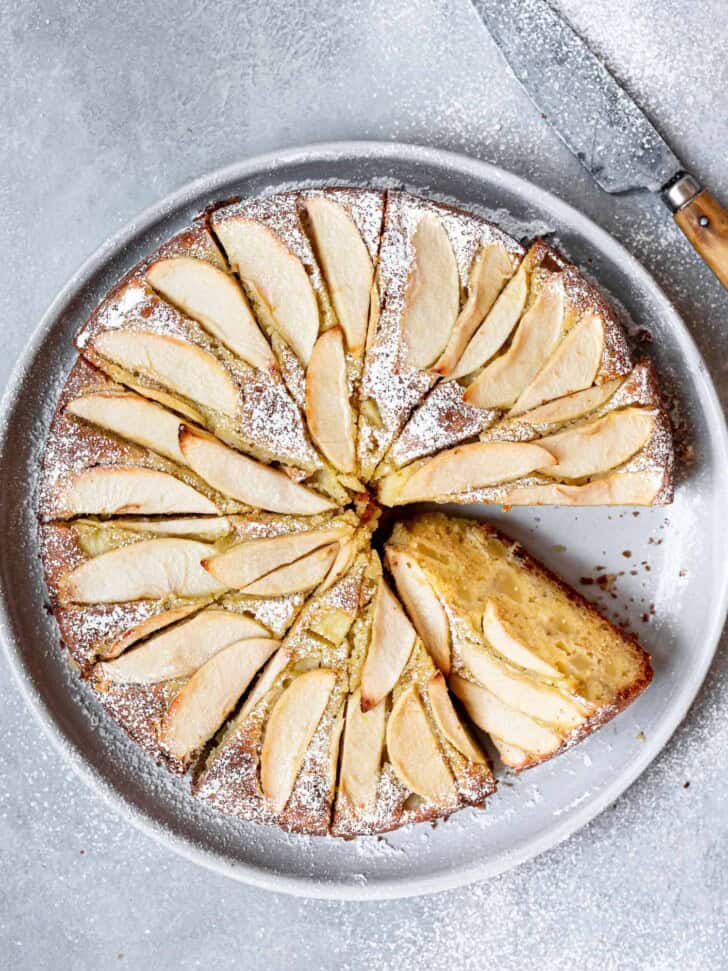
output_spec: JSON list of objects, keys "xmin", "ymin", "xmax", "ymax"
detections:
[
  {"xmin": 434, "ymin": 243, "xmax": 515, "ymax": 376},
  {"xmin": 123, "ymin": 380, "xmax": 205, "ymax": 423},
  {"xmin": 241, "ymin": 543, "xmax": 339, "ymax": 596},
  {"xmin": 98, "ymin": 609, "xmax": 271, "ymax": 683},
  {"xmin": 401, "ymin": 214, "xmax": 460, "ymax": 369},
  {"xmin": 427, "ymin": 672, "xmax": 485, "ymax": 764},
  {"xmin": 319, "ymin": 538, "xmax": 357, "ymax": 593},
  {"xmin": 203, "ymin": 525, "xmax": 352, "ymax": 589},
  {"xmin": 386, "ymin": 685, "xmax": 456, "ymax": 801},
  {"xmin": 491, "ymin": 740, "xmax": 530, "ymax": 769},
  {"xmin": 450, "ymin": 263, "xmax": 529, "ymax": 379},
  {"xmin": 514, "ymin": 377, "xmax": 622, "ymax": 427},
  {"xmin": 54, "ymin": 466, "xmax": 218, "ymax": 517},
  {"xmin": 260, "ymin": 668, "xmax": 336, "ymax": 813},
  {"xmin": 146, "ymin": 257, "xmax": 275, "ymax": 372},
  {"xmin": 458, "ymin": 640, "xmax": 587, "ymax": 728},
  {"xmin": 482, "ymin": 601, "xmax": 562, "ymax": 678},
  {"xmin": 360, "ymin": 578, "xmax": 416, "ymax": 711},
  {"xmin": 449, "ymin": 674, "xmax": 561, "ymax": 758},
  {"xmin": 67, "ymin": 391, "xmax": 191, "ymax": 465},
  {"xmin": 386, "ymin": 549, "xmax": 451, "ymax": 674},
  {"xmin": 178, "ymin": 425, "xmax": 335, "ymax": 515},
  {"xmin": 92, "ymin": 331, "xmax": 240, "ymax": 416},
  {"xmin": 338, "ymin": 687, "xmax": 386, "ymax": 812},
  {"xmin": 99, "ymin": 603, "xmax": 202, "ymax": 660},
  {"xmin": 502, "ymin": 469, "xmax": 665, "ymax": 506},
  {"xmin": 537, "ymin": 407, "xmax": 655, "ymax": 480},
  {"xmin": 305, "ymin": 328, "xmax": 356, "ymax": 473},
  {"xmin": 464, "ymin": 280, "xmax": 565, "ymax": 409},
  {"xmin": 509, "ymin": 313, "xmax": 604, "ymax": 416},
  {"xmin": 114, "ymin": 517, "xmax": 232, "ymax": 540},
  {"xmin": 378, "ymin": 441, "xmax": 556, "ymax": 505},
  {"xmin": 303, "ymin": 197, "xmax": 373, "ymax": 355},
  {"xmin": 238, "ymin": 647, "xmax": 291, "ymax": 722},
  {"xmin": 61, "ymin": 537, "xmax": 226, "ymax": 604},
  {"xmin": 214, "ymin": 218, "xmax": 319, "ymax": 365},
  {"xmin": 160, "ymin": 637, "xmax": 278, "ymax": 759}
]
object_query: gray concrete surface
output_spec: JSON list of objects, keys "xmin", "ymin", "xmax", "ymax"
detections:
[{"xmin": 1, "ymin": 1, "xmax": 727, "ymax": 967}]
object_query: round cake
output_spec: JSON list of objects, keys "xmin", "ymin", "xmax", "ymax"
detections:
[{"xmin": 39, "ymin": 188, "xmax": 672, "ymax": 836}]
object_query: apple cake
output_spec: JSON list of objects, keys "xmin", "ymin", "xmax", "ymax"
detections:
[{"xmin": 38, "ymin": 186, "xmax": 672, "ymax": 836}]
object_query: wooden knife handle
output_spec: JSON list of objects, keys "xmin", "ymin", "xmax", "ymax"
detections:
[{"xmin": 673, "ymin": 189, "xmax": 728, "ymax": 290}]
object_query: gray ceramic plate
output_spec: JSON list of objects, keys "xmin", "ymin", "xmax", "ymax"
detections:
[{"xmin": 1, "ymin": 142, "xmax": 727, "ymax": 900}]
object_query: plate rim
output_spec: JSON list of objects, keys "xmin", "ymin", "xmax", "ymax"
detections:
[{"xmin": 2, "ymin": 139, "xmax": 727, "ymax": 900}]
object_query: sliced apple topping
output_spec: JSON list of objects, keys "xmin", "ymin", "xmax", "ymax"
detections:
[
  {"xmin": 386, "ymin": 685, "xmax": 456, "ymax": 801},
  {"xmin": 61, "ymin": 538, "xmax": 226, "ymax": 604},
  {"xmin": 457, "ymin": 640, "xmax": 587, "ymax": 728},
  {"xmin": 240, "ymin": 543, "xmax": 339, "ymax": 596},
  {"xmin": 360, "ymin": 578, "xmax": 416, "ymax": 711},
  {"xmin": 537, "ymin": 407, "xmax": 655, "ymax": 480},
  {"xmin": 178, "ymin": 425, "xmax": 335, "ymax": 515},
  {"xmin": 114, "ymin": 517, "xmax": 232, "ymax": 540},
  {"xmin": 303, "ymin": 197, "xmax": 373, "ymax": 355},
  {"xmin": 123, "ymin": 380, "xmax": 205, "ymax": 423},
  {"xmin": 449, "ymin": 674, "xmax": 562, "ymax": 760},
  {"xmin": 401, "ymin": 214, "xmax": 460, "ymax": 369},
  {"xmin": 146, "ymin": 257, "xmax": 275, "ymax": 372},
  {"xmin": 92, "ymin": 331, "xmax": 240, "ymax": 416},
  {"xmin": 450, "ymin": 263, "xmax": 529, "ymax": 380},
  {"xmin": 260, "ymin": 668, "xmax": 336, "ymax": 813},
  {"xmin": 238, "ymin": 647, "xmax": 291, "ymax": 722},
  {"xmin": 434, "ymin": 243, "xmax": 516, "ymax": 376},
  {"xmin": 319, "ymin": 538, "xmax": 357, "ymax": 593},
  {"xmin": 482, "ymin": 601, "xmax": 562, "ymax": 678},
  {"xmin": 427, "ymin": 672, "xmax": 485, "ymax": 764},
  {"xmin": 502, "ymin": 469, "xmax": 664, "ymax": 506},
  {"xmin": 378, "ymin": 441, "xmax": 556, "ymax": 505},
  {"xmin": 386, "ymin": 549, "xmax": 451, "ymax": 674},
  {"xmin": 54, "ymin": 467, "xmax": 218, "ymax": 517},
  {"xmin": 66, "ymin": 391, "xmax": 189, "ymax": 465},
  {"xmin": 100, "ymin": 603, "xmax": 202, "ymax": 661},
  {"xmin": 98, "ymin": 609, "xmax": 270, "ymax": 683},
  {"xmin": 509, "ymin": 313, "xmax": 604, "ymax": 416},
  {"xmin": 514, "ymin": 377, "xmax": 622, "ymax": 427},
  {"xmin": 214, "ymin": 218, "xmax": 319, "ymax": 365},
  {"xmin": 464, "ymin": 280, "xmax": 565, "ymax": 409},
  {"xmin": 338, "ymin": 688, "xmax": 386, "ymax": 813},
  {"xmin": 160, "ymin": 638, "xmax": 278, "ymax": 759},
  {"xmin": 203, "ymin": 525, "xmax": 352, "ymax": 589},
  {"xmin": 305, "ymin": 327, "xmax": 356, "ymax": 474}
]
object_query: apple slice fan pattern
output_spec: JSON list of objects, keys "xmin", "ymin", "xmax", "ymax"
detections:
[{"xmin": 38, "ymin": 188, "xmax": 673, "ymax": 835}]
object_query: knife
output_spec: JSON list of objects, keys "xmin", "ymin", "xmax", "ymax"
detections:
[{"xmin": 471, "ymin": 0, "xmax": 728, "ymax": 290}]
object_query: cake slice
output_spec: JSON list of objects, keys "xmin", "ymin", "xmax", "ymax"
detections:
[
  {"xmin": 40, "ymin": 511, "xmax": 356, "ymax": 671},
  {"xmin": 332, "ymin": 561, "xmax": 495, "ymax": 837},
  {"xmin": 41, "ymin": 510, "xmax": 358, "ymax": 771},
  {"xmin": 378, "ymin": 360, "xmax": 673, "ymax": 507},
  {"xmin": 193, "ymin": 545, "xmax": 378, "ymax": 834},
  {"xmin": 357, "ymin": 192, "xmax": 523, "ymax": 481},
  {"xmin": 73, "ymin": 219, "xmax": 350, "ymax": 504},
  {"xmin": 211, "ymin": 190, "xmax": 386, "ymax": 488},
  {"xmin": 41, "ymin": 357, "xmax": 341, "ymax": 519},
  {"xmin": 386, "ymin": 512, "xmax": 653, "ymax": 770},
  {"xmin": 375, "ymin": 239, "xmax": 635, "ymax": 477}
]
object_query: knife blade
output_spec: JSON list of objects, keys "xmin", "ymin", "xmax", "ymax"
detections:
[{"xmin": 471, "ymin": 0, "xmax": 728, "ymax": 290}]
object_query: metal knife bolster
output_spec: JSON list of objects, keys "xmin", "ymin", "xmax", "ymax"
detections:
[{"xmin": 662, "ymin": 173, "xmax": 703, "ymax": 212}]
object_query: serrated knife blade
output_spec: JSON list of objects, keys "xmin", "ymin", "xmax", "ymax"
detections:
[{"xmin": 470, "ymin": 0, "xmax": 728, "ymax": 289}]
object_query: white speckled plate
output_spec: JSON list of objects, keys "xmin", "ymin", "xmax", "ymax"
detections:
[{"xmin": 1, "ymin": 142, "xmax": 726, "ymax": 900}]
